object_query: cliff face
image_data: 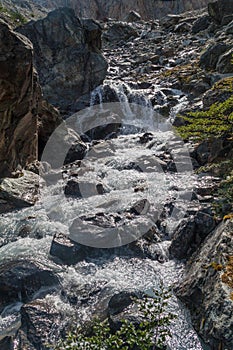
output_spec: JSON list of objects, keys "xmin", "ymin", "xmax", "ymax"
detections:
[
  {"xmin": 30, "ymin": 0, "xmax": 211, "ymax": 20},
  {"xmin": 0, "ymin": 19, "xmax": 61, "ymax": 177},
  {"xmin": 17, "ymin": 8, "xmax": 108, "ymax": 112},
  {"xmin": 0, "ymin": 20, "xmax": 37, "ymax": 177}
]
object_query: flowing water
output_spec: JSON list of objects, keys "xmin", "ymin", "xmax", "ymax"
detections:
[{"xmin": 0, "ymin": 82, "xmax": 209, "ymax": 349}]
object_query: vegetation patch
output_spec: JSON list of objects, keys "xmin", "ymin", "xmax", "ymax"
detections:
[
  {"xmin": 176, "ymin": 96, "xmax": 233, "ymax": 141},
  {"xmin": 53, "ymin": 285, "xmax": 176, "ymax": 350},
  {"xmin": 161, "ymin": 61, "xmax": 201, "ymax": 84},
  {"xmin": 0, "ymin": 5, "xmax": 27, "ymax": 25},
  {"xmin": 221, "ymin": 256, "xmax": 233, "ymax": 299},
  {"xmin": 212, "ymin": 77, "xmax": 233, "ymax": 93}
]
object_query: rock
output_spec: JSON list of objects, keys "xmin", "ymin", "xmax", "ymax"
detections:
[
  {"xmin": 0, "ymin": 260, "xmax": 60, "ymax": 311},
  {"xmin": 124, "ymin": 11, "xmax": 141, "ymax": 23},
  {"xmin": 174, "ymin": 22, "xmax": 191, "ymax": 33},
  {"xmin": 169, "ymin": 209, "xmax": 216, "ymax": 260},
  {"xmin": 0, "ymin": 20, "xmax": 37, "ymax": 177},
  {"xmin": 108, "ymin": 290, "xmax": 142, "ymax": 316},
  {"xmin": 18, "ymin": 0, "xmax": 211, "ymax": 21},
  {"xmin": 199, "ymin": 42, "xmax": 228, "ymax": 70},
  {"xmin": 192, "ymin": 137, "xmax": 232, "ymax": 165},
  {"xmin": 65, "ymin": 180, "xmax": 104, "ymax": 197},
  {"xmin": 176, "ymin": 219, "xmax": 233, "ymax": 349},
  {"xmin": 103, "ymin": 22, "xmax": 138, "ymax": 42},
  {"xmin": 225, "ymin": 20, "xmax": 233, "ymax": 34},
  {"xmin": 63, "ymin": 140, "xmax": 87, "ymax": 165},
  {"xmin": 160, "ymin": 14, "xmax": 182, "ymax": 29},
  {"xmin": 37, "ymin": 99, "xmax": 62, "ymax": 158},
  {"xmin": 192, "ymin": 15, "xmax": 211, "ymax": 34},
  {"xmin": 0, "ymin": 19, "xmax": 62, "ymax": 177},
  {"xmin": 17, "ymin": 8, "xmax": 108, "ymax": 112},
  {"xmin": 203, "ymin": 79, "xmax": 233, "ymax": 109},
  {"xmin": 208, "ymin": 0, "xmax": 233, "ymax": 25},
  {"xmin": 216, "ymin": 48, "xmax": 233, "ymax": 73},
  {"xmin": 129, "ymin": 199, "xmax": 150, "ymax": 215},
  {"xmin": 50, "ymin": 233, "xmax": 92, "ymax": 265},
  {"xmin": 0, "ymin": 337, "xmax": 13, "ymax": 350},
  {"xmin": 0, "ymin": 171, "xmax": 40, "ymax": 211},
  {"xmin": 19, "ymin": 299, "xmax": 63, "ymax": 350}
]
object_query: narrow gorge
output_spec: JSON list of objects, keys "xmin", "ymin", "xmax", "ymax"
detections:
[{"xmin": 0, "ymin": 1, "xmax": 232, "ymax": 349}]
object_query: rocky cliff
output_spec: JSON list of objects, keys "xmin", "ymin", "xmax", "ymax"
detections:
[
  {"xmin": 28, "ymin": 0, "xmax": 211, "ymax": 20},
  {"xmin": 0, "ymin": 20, "xmax": 38, "ymax": 177},
  {"xmin": 17, "ymin": 7, "xmax": 108, "ymax": 112},
  {"xmin": 0, "ymin": 19, "xmax": 61, "ymax": 178}
]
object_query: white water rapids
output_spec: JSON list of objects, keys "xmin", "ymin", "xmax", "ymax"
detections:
[{"xmin": 0, "ymin": 82, "xmax": 210, "ymax": 349}]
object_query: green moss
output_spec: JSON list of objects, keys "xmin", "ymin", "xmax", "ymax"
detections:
[
  {"xmin": 0, "ymin": 5, "xmax": 27, "ymax": 25},
  {"xmin": 212, "ymin": 77, "xmax": 233, "ymax": 93},
  {"xmin": 176, "ymin": 96, "xmax": 233, "ymax": 141}
]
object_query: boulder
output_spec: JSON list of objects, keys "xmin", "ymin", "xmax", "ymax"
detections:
[
  {"xmin": 0, "ymin": 171, "xmax": 40, "ymax": 212},
  {"xmin": 108, "ymin": 290, "xmax": 142, "ymax": 316},
  {"xmin": 49, "ymin": 232, "xmax": 91, "ymax": 265},
  {"xmin": 169, "ymin": 209, "xmax": 216, "ymax": 260},
  {"xmin": 103, "ymin": 22, "xmax": 138, "ymax": 42},
  {"xmin": 208, "ymin": 0, "xmax": 233, "ymax": 25},
  {"xmin": 216, "ymin": 48, "xmax": 233, "ymax": 74},
  {"xmin": 160, "ymin": 14, "xmax": 182, "ymax": 29},
  {"xmin": 17, "ymin": 8, "xmax": 108, "ymax": 112},
  {"xmin": 176, "ymin": 219, "xmax": 233, "ymax": 349},
  {"xmin": 19, "ymin": 299, "xmax": 63, "ymax": 350},
  {"xmin": 0, "ymin": 20, "xmax": 37, "ymax": 177},
  {"xmin": 192, "ymin": 15, "xmax": 211, "ymax": 34},
  {"xmin": 65, "ymin": 180, "xmax": 104, "ymax": 197},
  {"xmin": 199, "ymin": 42, "xmax": 228, "ymax": 70},
  {"xmin": 0, "ymin": 260, "xmax": 60, "ymax": 311}
]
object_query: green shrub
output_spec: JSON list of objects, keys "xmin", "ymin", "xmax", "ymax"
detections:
[
  {"xmin": 176, "ymin": 96, "xmax": 233, "ymax": 141},
  {"xmin": 53, "ymin": 284, "xmax": 176, "ymax": 350}
]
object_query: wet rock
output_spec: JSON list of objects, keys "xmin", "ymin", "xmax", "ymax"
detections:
[
  {"xmin": 216, "ymin": 48, "xmax": 233, "ymax": 73},
  {"xmin": 208, "ymin": 0, "xmax": 233, "ymax": 26},
  {"xmin": 192, "ymin": 15, "xmax": 211, "ymax": 34},
  {"xmin": 139, "ymin": 132, "xmax": 154, "ymax": 144},
  {"xmin": 169, "ymin": 209, "xmax": 216, "ymax": 260},
  {"xmin": 63, "ymin": 140, "xmax": 87, "ymax": 165},
  {"xmin": 64, "ymin": 180, "xmax": 104, "ymax": 197},
  {"xmin": 0, "ymin": 260, "xmax": 60, "ymax": 312},
  {"xmin": 108, "ymin": 290, "xmax": 142, "ymax": 316},
  {"xmin": 124, "ymin": 11, "xmax": 141, "ymax": 23},
  {"xmin": 103, "ymin": 22, "xmax": 138, "ymax": 43},
  {"xmin": 176, "ymin": 219, "xmax": 233, "ymax": 349},
  {"xmin": 199, "ymin": 42, "xmax": 228, "ymax": 70},
  {"xmin": 49, "ymin": 233, "xmax": 90, "ymax": 265},
  {"xmin": 0, "ymin": 171, "xmax": 40, "ymax": 211},
  {"xmin": 17, "ymin": 8, "xmax": 108, "ymax": 112},
  {"xmin": 129, "ymin": 199, "xmax": 150, "ymax": 215},
  {"xmin": 19, "ymin": 299, "xmax": 63, "ymax": 350}
]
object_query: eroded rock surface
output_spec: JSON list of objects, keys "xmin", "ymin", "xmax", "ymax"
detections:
[
  {"xmin": 176, "ymin": 219, "xmax": 233, "ymax": 350},
  {"xmin": 17, "ymin": 8, "xmax": 108, "ymax": 112}
]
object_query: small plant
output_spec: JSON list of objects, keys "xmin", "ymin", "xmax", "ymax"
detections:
[
  {"xmin": 176, "ymin": 96, "xmax": 233, "ymax": 141},
  {"xmin": 53, "ymin": 284, "xmax": 176, "ymax": 350}
]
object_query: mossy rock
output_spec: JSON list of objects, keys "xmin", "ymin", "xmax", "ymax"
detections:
[{"xmin": 203, "ymin": 77, "xmax": 233, "ymax": 109}]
